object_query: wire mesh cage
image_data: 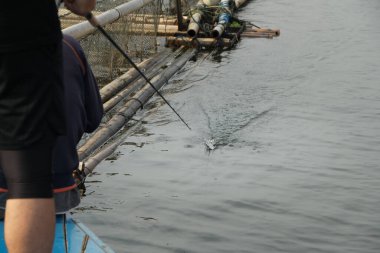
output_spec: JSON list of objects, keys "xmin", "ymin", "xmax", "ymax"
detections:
[{"xmin": 59, "ymin": 0, "xmax": 165, "ymax": 86}]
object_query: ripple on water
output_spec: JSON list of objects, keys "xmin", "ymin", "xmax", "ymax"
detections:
[{"xmin": 77, "ymin": 0, "xmax": 380, "ymax": 252}]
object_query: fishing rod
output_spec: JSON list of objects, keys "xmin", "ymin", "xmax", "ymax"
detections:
[{"xmin": 85, "ymin": 12, "xmax": 191, "ymax": 130}]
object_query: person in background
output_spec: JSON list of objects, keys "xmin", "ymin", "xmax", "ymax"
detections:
[
  {"xmin": 0, "ymin": 1, "xmax": 95, "ymax": 252},
  {"xmin": 53, "ymin": 34, "xmax": 103, "ymax": 213}
]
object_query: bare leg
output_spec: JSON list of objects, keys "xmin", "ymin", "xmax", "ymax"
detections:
[{"xmin": 4, "ymin": 198, "xmax": 55, "ymax": 253}]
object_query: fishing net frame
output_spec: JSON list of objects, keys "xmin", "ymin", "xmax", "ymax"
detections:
[{"xmin": 59, "ymin": 0, "xmax": 168, "ymax": 86}]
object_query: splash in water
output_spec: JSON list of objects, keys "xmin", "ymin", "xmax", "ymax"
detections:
[{"xmin": 204, "ymin": 139, "xmax": 216, "ymax": 150}]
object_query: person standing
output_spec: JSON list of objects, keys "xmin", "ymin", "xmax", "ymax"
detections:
[
  {"xmin": 0, "ymin": 33, "xmax": 103, "ymax": 215},
  {"xmin": 0, "ymin": 1, "xmax": 95, "ymax": 252}
]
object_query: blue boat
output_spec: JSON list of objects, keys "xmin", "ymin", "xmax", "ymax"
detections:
[{"xmin": 0, "ymin": 214, "xmax": 115, "ymax": 253}]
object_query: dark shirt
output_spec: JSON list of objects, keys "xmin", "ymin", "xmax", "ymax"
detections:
[
  {"xmin": 0, "ymin": 35, "xmax": 103, "ymax": 191},
  {"xmin": 0, "ymin": 1, "xmax": 62, "ymax": 52},
  {"xmin": 52, "ymin": 34, "xmax": 103, "ymax": 190}
]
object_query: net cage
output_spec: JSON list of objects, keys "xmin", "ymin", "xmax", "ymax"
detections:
[{"xmin": 59, "ymin": 0, "xmax": 171, "ymax": 87}]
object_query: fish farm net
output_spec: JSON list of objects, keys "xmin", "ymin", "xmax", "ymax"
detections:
[{"xmin": 59, "ymin": 0, "xmax": 168, "ymax": 86}]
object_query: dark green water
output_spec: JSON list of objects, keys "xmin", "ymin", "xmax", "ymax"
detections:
[{"xmin": 77, "ymin": 0, "xmax": 380, "ymax": 252}]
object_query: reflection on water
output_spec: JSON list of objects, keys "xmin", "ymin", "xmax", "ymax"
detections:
[{"xmin": 77, "ymin": 0, "xmax": 380, "ymax": 252}]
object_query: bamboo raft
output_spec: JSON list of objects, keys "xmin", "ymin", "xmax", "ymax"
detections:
[
  {"xmin": 60, "ymin": 0, "xmax": 280, "ymax": 49},
  {"xmin": 58, "ymin": 0, "xmax": 280, "ymax": 173}
]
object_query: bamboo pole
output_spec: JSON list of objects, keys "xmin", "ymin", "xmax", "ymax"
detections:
[
  {"xmin": 240, "ymin": 32, "xmax": 274, "ymax": 38},
  {"xmin": 82, "ymin": 120, "xmax": 144, "ymax": 175},
  {"xmin": 82, "ymin": 23, "xmax": 178, "ymax": 35},
  {"xmin": 187, "ymin": 12, "xmax": 202, "ymax": 37},
  {"xmin": 166, "ymin": 37, "xmax": 232, "ymax": 48},
  {"xmin": 62, "ymin": 0, "xmax": 155, "ymax": 39},
  {"xmin": 60, "ymin": 12, "xmax": 174, "ymax": 24},
  {"xmin": 234, "ymin": 0, "xmax": 248, "ymax": 9},
  {"xmin": 78, "ymin": 49, "xmax": 196, "ymax": 160},
  {"xmin": 211, "ymin": 0, "xmax": 231, "ymax": 38},
  {"xmin": 126, "ymin": 24, "xmax": 179, "ymax": 33},
  {"xmin": 245, "ymin": 28, "xmax": 280, "ymax": 36},
  {"xmin": 61, "ymin": 16, "xmax": 180, "ymax": 29}
]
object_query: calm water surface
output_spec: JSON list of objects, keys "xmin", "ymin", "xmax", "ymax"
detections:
[{"xmin": 77, "ymin": 0, "xmax": 380, "ymax": 252}]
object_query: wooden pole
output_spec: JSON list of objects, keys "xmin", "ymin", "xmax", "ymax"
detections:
[{"xmin": 176, "ymin": 0, "xmax": 185, "ymax": 31}]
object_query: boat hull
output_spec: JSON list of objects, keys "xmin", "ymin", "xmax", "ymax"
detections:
[{"xmin": 0, "ymin": 214, "xmax": 114, "ymax": 253}]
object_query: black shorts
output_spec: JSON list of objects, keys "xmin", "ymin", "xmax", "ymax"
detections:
[
  {"xmin": 0, "ymin": 129, "xmax": 56, "ymax": 198},
  {"xmin": 0, "ymin": 42, "xmax": 66, "ymax": 149}
]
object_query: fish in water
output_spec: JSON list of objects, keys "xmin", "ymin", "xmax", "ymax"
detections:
[{"xmin": 204, "ymin": 139, "xmax": 216, "ymax": 150}]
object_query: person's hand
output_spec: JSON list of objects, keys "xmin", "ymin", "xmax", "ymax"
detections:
[{"xmin": 64, "ymin": 0, "xmax": 96, "ymax": 16}]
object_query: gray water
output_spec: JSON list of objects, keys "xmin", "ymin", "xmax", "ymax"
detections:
[{"xmin": 76, "ymin": 0, "xmax": 380, "ymax": 252}]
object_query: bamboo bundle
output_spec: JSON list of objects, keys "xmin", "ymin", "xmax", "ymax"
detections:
[
  {"xmin": 108, "ymin": 29, "xmax": 178, "ymax": 37},
  {"xmin": 82, "ymin": 139, "xmax": 120, "ymax": 175},
  {"xmin": 82, "ymin": 120, "xmax": 144, "ymax": 175},
  {"xmin": 78, "ymin": 49, "xmax": 196, "ymax": 160},
  {"xmin": 103, "ymin": 47, "xmax": 186, "ymax": 112},
  {"xmin": 143, "ymin": 28, "xmax": 279, "ymax": 39},
  {"xmin": 100, "ymin": 48, "xmax": 173, "ymax": 103}
]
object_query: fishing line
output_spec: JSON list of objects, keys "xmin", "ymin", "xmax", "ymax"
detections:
[
  {"xmin": 85, "ymin": 12, "xmax": 191, "ymax": 130},
  {"xmin": 247, "ymin": 21, "xmax": 261, "ymax": 29}
]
